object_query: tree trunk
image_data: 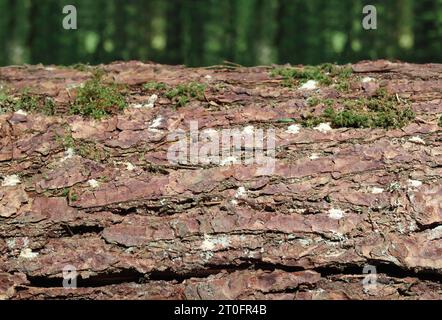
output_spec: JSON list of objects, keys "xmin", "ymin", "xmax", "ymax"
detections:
[{"xmin": 0, "ymin": 60, "xmax": 441, "ymax": 300}]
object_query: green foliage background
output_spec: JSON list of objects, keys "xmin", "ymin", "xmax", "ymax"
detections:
[{"xmin": 0, "ymin": 0, "xmax": 441, "ymax": 67}]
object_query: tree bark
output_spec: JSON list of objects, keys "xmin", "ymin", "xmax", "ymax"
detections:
[{"xmin": 0, "ymin": 60, "xmax": 441, "ymax": 300}]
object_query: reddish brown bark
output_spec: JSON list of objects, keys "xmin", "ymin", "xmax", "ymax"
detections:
[{"xmin": 0, "ymin": 60, "xmax": 441, "ymax": 300}]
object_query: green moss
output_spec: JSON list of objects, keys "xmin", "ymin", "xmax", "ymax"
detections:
[
  {"xmin": 270, "ymin": 63, "xmax": 353, "ymax": 89},
  {"xmin": 0, "ymin": 87, "xmax": 8, "ymax": 103},
  {"xmin": 0, "ymin": 87, "xmax": 11, "ymax": 114},
  {"xmin": 271, "ymin": 65, "xmax": 331, "ymax": 87},
  {"xmin": 300, "ymin": 115, "xmax": 323, "ymax": 128},
  {"xmin": 334, "ymin": 69, "xmax": 352, "ymax": 92},
  {"xmin": 69, "ymin": 72, "xmax": 127, "ymax": 119},
  {"xmin": 306, "ymin": 96, "xmax": 320, "ymax": 107},
  {"xmin": 69, "ymin": 63, "xmax": 93, "ymax": 72},
  {"xmin": 307, "ymin": 96, "xmax": 333, "ymax": 107},
  {"xmin": 14, "ymin": 90, "xmax": 40, "ymax": 112},
  {"xmin": 439, "ymin": 116, "xmax": 442, "ymax": 127},
  {"xmin": 0, "ymin": 87, "xmax": 57, "ymax": 116},
  {"xmin": 165, "ymin": 82, "xmax": 207, "ymax": 108},
  {"xmin": 323, "ymin": 107, "xmax": 371, "ymax": 128},
  {"xmin": 69, "ymin": 192, "xmax": 78, "ymax": 202},
  {"xmin": 76, "ymin": 142, "xmax": 109, "ymax": 161},
  {"xmin": 388, "ymin": 182, "xmax": 401, "ymax": 192},
  {"xmin": 60, "ymin": 187, "xmax": 78, "ymax": 202},
  {"xmin": 56, "ymin": 133, "xmax": 75, "ymax": 150},
  {"xmin": 61, "ymin": 188, "xmax": 70, "ymax": 198},
  {"xmin": 42, "ymin": 97, "xmax": 56, "ymax": 115},
  {"xmin": 143, "ymin": 81, "xmax": 207, "ymax": 108},
  {"xmin": 56, "ymin": 130, "xmax": 110, "ymax": 162},
  {"xmin": 143, "ymin": 81, "xmax": 167, "ymax": 91},
  {"xmin": 301, "ymin": 89, "xmax": 415, "ymax": 129}
]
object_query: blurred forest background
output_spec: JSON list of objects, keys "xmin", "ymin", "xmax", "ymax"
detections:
[{"xmin": 0, "ymin": 0, "xmax": 441, "ymax": 67}]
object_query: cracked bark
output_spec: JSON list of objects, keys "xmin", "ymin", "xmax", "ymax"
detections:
[{"xmin": 0, "ymin": 60, "xmax": 441, "ymax": 300}]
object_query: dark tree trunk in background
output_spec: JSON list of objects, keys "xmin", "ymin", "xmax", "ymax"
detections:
[
  {"xmin": 165, "ymin": 0, "xmax": 184, "ymax": 65},
  {"xmin": 114, "ymin": 0, "xmax": 129, "ymax": 61},
  {"xmin": 91, "ymin": 0, "xmax": 109, "ymax": 64},
  {"xmin": 5, "ymin": 0, "xmax": 17, "ymax": 64},
  {"xmin": 245, "ymin": 0, "xmax": 266, "ymax": 65},
  {"xmin": 182, "ymin": 0, "xmax": 207, "ymax": 66},
  {"xmin": 224, "ymin": 0, "xmax": 238, "ymax": 62},
  {"xmin": 135, "ymin": 0, "xmax": 153, "ymax": 62},
  {"xmin": 27, "ymin": 0, "xmax": 61, "ymax": 65},
  {"xmin": 27, "ymin": 0, "xmax": 39, "ymax": 64},
  {"xmin": 413, "ymin": 0, "xmax": 441, "ymax": 62},
  {"xmin": 276, "ymin": 0, "xmax": 309, "ymax": 65}
]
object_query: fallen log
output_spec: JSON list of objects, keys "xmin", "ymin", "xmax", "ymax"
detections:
[{"xmin": 0, "ymin": 60, "xmax": 441, "ymax": 300}]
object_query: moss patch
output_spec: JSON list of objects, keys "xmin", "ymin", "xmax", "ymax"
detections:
[
  {"xmin": 270, "ymin": 63, "xmax": 353, "ymax": 90},
  {"xmin": 56, "ymin": 132, "xmax": 75, "ymax": 150},
  {"xmin": 165, "ymin": 82, "xmax": 207, "ymax": 108},
  {"xmin": 439, "ymin": 116, "xmax": 442, "ymax": 127},
  {"xmin": 76, "ymin": 142, "xmax": 109, "ymax": 162},
  {"xmin": 56, "ymin": 130, "xmax": 109, "ymax": 162},
  {"xmin": 301, "ymin": 88, "xmax": 415, "ymax": 129},
  {"xmin": 144, "ymin": 81, "xmax": 207, "ymax": 108},
  {"xmin": 0, "ymin": 86, "xmax": 9, "ymax": 105},
  {"xmin": 143, "ymin": 81, "xmax": 167, "ymax": 91},
  {"xmin": 69, "ymin": 63, "xmax": 93, "ymax": 72},
  {"xmin": 69, "ymin": 72, "xmax": 127, "ymax": 119},
  {"xmin": 0, "ymin": 87, "xmax": 56, "ymax": 116},
  {"xmin": 59, "ymin": 187, "xmax": 78, "ymax": 202}
]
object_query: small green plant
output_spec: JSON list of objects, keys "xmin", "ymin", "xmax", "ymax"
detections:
[
  {"xmin": 69, "ymin": 72, "xmax": 127, "ymax": 119},
  {"xmin": 61, "ymin": 188, "xmax": 70, "ymax": 198},
  {"xmin": 60, "ymin": 187, "xmax": 78, "ymax": 202},
  {"xmin": 69, "ymin": 192, "xmax": 78, "ymax": 202},
  {"xmin": 165, "ymin": 82, "xmax": 207, "ymax": 108}
]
